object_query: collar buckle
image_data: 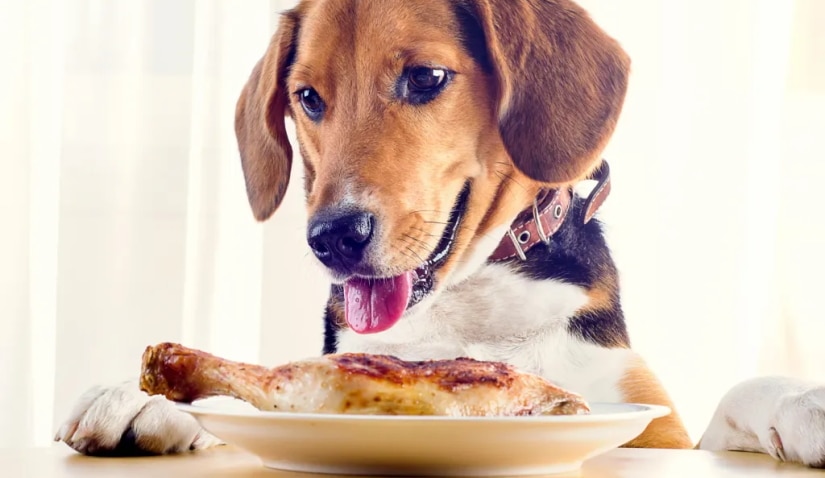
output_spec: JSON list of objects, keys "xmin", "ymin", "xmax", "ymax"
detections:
[{"xmin": 488, "ymin": 159, "xmax": 612, "ymax": 263}]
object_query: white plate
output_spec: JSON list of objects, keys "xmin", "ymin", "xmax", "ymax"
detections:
[{"xmin": 177, "ymin": 398, "xmax": 670, "ymax": 476}]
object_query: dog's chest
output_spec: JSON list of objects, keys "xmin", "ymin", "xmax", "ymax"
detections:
[{"xmin": 335, "ymin": 263, "xmax": 631, "ymax": 402}]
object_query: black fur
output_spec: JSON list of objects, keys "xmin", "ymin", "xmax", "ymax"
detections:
[
  {"xmin": 322, "ymin": 195, "xmax": 630, "ymax": 354},
  {"xmin": 516, "ymin": 198, "xmax": 629, "ymax": 348},
  {"xmin": 452, "ymin": 2, "xmax": 493, "ymax": 74},
  {"xmin": 323, "ymin": 284, "xmax": 345, "ymax": 354}
]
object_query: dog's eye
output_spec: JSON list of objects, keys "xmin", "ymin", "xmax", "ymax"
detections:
[
  {"xmin": 409, "ymin": 67, "xmax": 446, "ymax": 91},
  {"xmin": 297, "ymin": 88, "xmax": 325, "ymax": 121},
  {"xmin": 399, "ymin": 66, "xmax": 451, "ymax": 105}
]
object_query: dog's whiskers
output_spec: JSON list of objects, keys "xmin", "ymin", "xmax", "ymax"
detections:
[
  {"xmin": 494, "ymin": 169, "xmax": 528, "ymax": 192},
  {"xmin": 403, "ymin": 245, "xmax": 426, "ymax": 264},
  {"xmin": 402, "ymin": 233, "xmax": 432, "ymax": 249},
  {"xmin": 397, "ymin": 248, "xmax": 415, "ymax": 261},
  {"xmin": 397, "ymin": 237, "xmax": 429, "ymax": 263},
  {"xmin": 410, "ymin": 226, "xmax": 438, "ymax": 238},
  {"xmin": 409, "ymin": 209, "xmax": 446, "ymax": 215},
  {"xmin": 394, "ymin": 246, "xmax": 426, "ymax": 267}
]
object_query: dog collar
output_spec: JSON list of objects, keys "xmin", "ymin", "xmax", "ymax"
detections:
[{"xmin": 488, "ymin": 160, "xmax": 611, "ymax": 262}]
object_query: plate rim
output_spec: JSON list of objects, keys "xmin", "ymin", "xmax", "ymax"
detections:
[{"xmin": 175, "ymin": 399, "xmax": 671, "ymax": 424}]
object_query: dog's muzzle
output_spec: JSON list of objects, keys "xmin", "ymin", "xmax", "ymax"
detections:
[{"xmin": 307, "ymin": 183, "xmax": 471, "ymax": 335}]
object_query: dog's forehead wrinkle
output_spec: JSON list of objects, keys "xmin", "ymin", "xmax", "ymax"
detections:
[
  {"xmin": 293, "ymin": 0, "xmax": 484, "ymax": 140},
  {"xmin": 300, "ymin": 0, "xmax": 464, "ymax": 66}
]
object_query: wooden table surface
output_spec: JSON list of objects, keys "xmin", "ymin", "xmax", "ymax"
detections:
[{"xmin": 2, "ymin": 445, "xmax": 823, "ymax": 477}]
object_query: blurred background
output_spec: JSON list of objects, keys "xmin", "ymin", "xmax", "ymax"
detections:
[{"xmin": 1, "ymin": 0, "xmax": 823, "ymax": 447}]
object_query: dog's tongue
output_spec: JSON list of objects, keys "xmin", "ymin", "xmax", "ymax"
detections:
[{"xmin": 344, "ymin": 272, "xmax": 413, "ymax": 334}]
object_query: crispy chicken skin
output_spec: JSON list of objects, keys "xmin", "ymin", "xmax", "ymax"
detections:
[{"xmin": 139, "ymin": 342, "xmax": 590, "ymax": 417}]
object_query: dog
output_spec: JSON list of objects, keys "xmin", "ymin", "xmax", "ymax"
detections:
[{"xmin": 55, "ymin": 0, "xmax": 825, "ymax": 466}]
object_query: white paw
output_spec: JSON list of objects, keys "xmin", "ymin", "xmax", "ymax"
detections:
[
  {"xmin": 770, "ymin": 387, "xmax": 825, "ymax": 467},
  {"xmin": 54, "ymin": 380, "xmax": 223, "ymax": 456}
]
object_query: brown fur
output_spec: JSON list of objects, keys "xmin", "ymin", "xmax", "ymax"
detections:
[
  {"xmin": 574, "ymin": 256, "xmax": 629, "ymax": 348},
  {"xmin": 232, "ymin": 0, "xmax": 686, "ymax": 449},
  {"xmin": 234, "ymin": 0, "xmax": 629, "ymax": 284},
  {"xmin": 583, "ymin": 272, "xmax": 620, "ymax": 315},
  {"xmin": 618, "ymin": 356, "xmax": 693, "ymax": 449},
  {"xmin": 327, "ymin": 297, "xmax": 347, "ymax": 329},
  {"xmin": 456, "ymin": 0, "xmax": 631, "ymax": 184},
  {"xmin": 234, "ymin": 9, "xmax": 303, "ymax": 221}
]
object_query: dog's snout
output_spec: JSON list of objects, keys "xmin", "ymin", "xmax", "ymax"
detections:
[{"xmin": 307, "ymin": 210, "xmax": 375, "ymax": 271}]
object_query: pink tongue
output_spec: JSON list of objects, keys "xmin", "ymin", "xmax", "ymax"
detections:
[{"xmin": 343, "ymin": 272, "xmax": 413, "ymax": 334}]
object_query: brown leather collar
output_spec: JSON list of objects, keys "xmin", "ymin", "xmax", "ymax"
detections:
[{"xmin": 488, "ymin": 160, "xmax": 612, "ymax": 262}]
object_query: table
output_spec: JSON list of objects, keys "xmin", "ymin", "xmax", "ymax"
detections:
[{"xmin": 2, "ymin": 445, "xmax": 823, "ymax": 477}]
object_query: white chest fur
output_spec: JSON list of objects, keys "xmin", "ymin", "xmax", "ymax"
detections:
[{"xmin": 336, "ymin": 263, "xmax": 634, "ymax": 403}]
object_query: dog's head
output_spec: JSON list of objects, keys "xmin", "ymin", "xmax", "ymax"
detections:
[{"xmin": 235, "ymin": 0, "xmax": 629, "ymax": 334}]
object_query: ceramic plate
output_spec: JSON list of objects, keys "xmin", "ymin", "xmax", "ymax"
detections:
[{"xmin": 177, "ymin": 398, "xmax": 670, "ymax": 476}]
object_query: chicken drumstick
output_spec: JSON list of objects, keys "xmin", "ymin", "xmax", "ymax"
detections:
[{"xmin": 139, "ymin": 342, "xmax": 590, "ymax": 416}]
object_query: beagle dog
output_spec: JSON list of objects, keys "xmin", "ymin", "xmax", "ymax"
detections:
[{"xmin": 56, "ymin": 0, "xmax": 825, "ymax": 467}]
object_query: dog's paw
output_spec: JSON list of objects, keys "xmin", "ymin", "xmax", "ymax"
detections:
[
  {"xmin": 769, "ymin": 387, "xmax": 825, "ymax": 467},
  {"xmin": 54, "ymin": 380, "xmax": 223, "ymax": 456}
]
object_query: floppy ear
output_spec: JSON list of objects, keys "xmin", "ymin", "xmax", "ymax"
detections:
[
  {"xmin": 234, "ymin": 10, "xmax": 301, "ymax": 221},
  {"xmin": 458, "ymin": 0, "xmax": 631, "ymax": 184}
]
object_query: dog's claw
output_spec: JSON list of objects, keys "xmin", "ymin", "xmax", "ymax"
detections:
[
  {"xmin": 769, "ymin": 426, "xmax": 787, "ymax": 462},
  {"xmin": 71, "ymin": 438, "xmax": 91, "ymax": 455}
]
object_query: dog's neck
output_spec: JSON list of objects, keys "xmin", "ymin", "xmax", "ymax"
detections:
[{"xmin": 488, "ymin": 160, "xmax": 611, "ymax": 262}]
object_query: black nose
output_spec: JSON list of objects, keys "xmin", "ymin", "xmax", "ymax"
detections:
[{"xmin": 307, "ymin": 210, "xmax": 375, "ymax": 271}]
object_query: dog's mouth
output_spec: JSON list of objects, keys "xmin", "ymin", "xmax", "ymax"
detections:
[{"xmin": 342, "ymin": 183, "xmax": 471, "ymax": 335}]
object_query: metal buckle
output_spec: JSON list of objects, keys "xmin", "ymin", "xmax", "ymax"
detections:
[{"xmin": 506, "ymin": 229, "xmax": 527, "ymax": 261}]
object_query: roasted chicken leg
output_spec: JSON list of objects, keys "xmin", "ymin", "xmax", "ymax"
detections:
[{"xmin": 139, "ymin": 342, "xmax": 590, "ymax": 416}]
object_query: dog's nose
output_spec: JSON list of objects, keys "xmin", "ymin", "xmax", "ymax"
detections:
[{"xmin": 307, "ymin": 210, "xmax": 375, "ymax": 270}]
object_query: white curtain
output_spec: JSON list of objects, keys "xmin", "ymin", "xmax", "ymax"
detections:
[{"xmin": 1, "ymin": 0, "xmax": 822, "ymax": 448}]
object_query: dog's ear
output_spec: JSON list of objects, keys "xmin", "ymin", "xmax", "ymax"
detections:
[
  {"xmin": 457, "ymin": 0, "xmax": 631, "ymax": 184},
  {"xmin": 234, "ymin": 10, "xmax": 301, "ymax": 221}
]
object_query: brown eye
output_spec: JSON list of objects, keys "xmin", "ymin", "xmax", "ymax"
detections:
[
  {"xmin": 409, "ymin": 67, "xmax": 447, "ymax": 91},
  {"xmin": 297, "ymin": 88, "xmax": 325, "ymax": 121},
  {"xmin": 399, "ymin": 66, "xmax": 452, "ymax": 105}
]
